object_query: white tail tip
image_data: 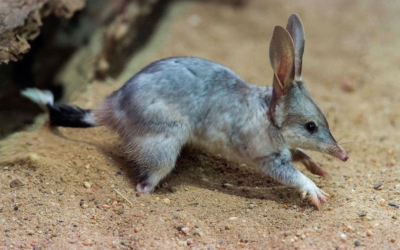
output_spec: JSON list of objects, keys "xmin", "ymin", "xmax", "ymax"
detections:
[{"xmin": 21, "ymin": 88, "xmax": 54, "ymax": 112}]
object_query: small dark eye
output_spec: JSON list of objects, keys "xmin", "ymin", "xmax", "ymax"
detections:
[{"xmin": 305, "ymin": 122, "xmax": 317, "ymax": 133}]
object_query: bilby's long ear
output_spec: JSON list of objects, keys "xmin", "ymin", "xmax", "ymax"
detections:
[
  {"xmin": 286, "ymin": 13, "xmax": 305, "ymax": 80},
  {"xmin": 269, "ymin": 25, "xmax": 295, "ymax": 97}
]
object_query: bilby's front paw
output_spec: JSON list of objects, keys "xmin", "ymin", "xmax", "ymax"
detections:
[{"xmin": 300, "ymin": 179, "xmax": 330, "ymax": 210}]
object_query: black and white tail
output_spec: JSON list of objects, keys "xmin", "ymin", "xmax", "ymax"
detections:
[{"xmin": 21, "ymin": 88, "xmax": 97, "ymax": 128}]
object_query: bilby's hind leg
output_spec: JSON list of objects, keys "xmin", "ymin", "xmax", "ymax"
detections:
[
  {"xmin": 291, "ymin": 148, "xmax": 328, "ymax": 178},
  {"xmin": 133, "ymin": 132, "xmax": 187, "ymax": 193}
]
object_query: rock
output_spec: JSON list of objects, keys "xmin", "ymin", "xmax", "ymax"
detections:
[
  {"xmin": 134, "ymin": 227, "xmax": 141, "ymax": 233},
  {"xmin": 10, "ymin": 179, "xmax": 24, "ymax": 188},
  {"xmin": 340, "ymin": 78, "xmax": 356, "ymax": 92},
  {"xmin": 194, "ymin": 228, "xmax": 201, "ymax": 235},
  {"xmin": 373, "ymin": 183, "xmax": 383, "ymax": 190},
  {"xmin": 82, "ymin": 239, "xmax": 93, "ymax": 246},
  {"xmin": 168, "ymin": 186, "xmax": 178, "ymax": 193},
  {"xmin": 177, "ymin": 240, "xmax": 187, "ymax": 246},
  {"xmin": 83, "ymin": 182, "xmax": 91, "ymax": 189},
  {"xmin": 163, "ymin": 198, "xmax": 170, "ymax": 204},
  {"xmin": 181, "ymin": 227, "xmax": 189, "ymax": 235}
]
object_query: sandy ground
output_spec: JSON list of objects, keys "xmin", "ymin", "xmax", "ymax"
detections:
[{"xmin": 1, "ymin": 0, "xmax": 400, "ymax": 249}]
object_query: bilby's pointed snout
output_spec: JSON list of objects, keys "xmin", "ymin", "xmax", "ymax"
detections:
[{"xmin": 331, "ymin": 144, "xmax": 348, "ymax": 162}]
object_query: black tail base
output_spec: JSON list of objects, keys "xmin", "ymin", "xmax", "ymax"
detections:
[{"xmin": 48, "ymin": 104, "xmax": 94, "ymax": 128}]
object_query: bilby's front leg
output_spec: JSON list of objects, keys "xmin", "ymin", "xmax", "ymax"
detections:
[
  {"xmin": 291, "ymin": 148, "xmax": 328, "ymax": 178},
  {"xmin": 260, "ymin": 148, "xmax": 329, "ymax": 209}
]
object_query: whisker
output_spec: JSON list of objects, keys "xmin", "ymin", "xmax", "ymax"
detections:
[
  {"xmin": 336, "ymin": 141, "xmax": 355, "ymax": 145},
  {"xmin": 319, "ymin": 150, "xmax": 327, "ymax": 165},
  {"xmin": 336, "ymin": 131, "xmax": 355, "ymax": 143}
]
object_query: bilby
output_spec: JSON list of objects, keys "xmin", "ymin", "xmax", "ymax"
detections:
[{"xmin": 22, "ymin": 14, "xmax": 348, "ymax": 209}]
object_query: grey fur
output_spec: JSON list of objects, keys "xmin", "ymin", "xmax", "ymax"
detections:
[{"xmin": 24, "ymin": 14, "xmax": 348, "ymax": 209}]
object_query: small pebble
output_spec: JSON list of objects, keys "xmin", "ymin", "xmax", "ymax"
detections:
[
  {"xmin": 82, "ymin": 239, "xmax": 93, "ymax": 246},
  {"xmin": 178, "ymin": 240, "xmax": 187, "ymax": 246},
  {"xmin": 229, "ymin": 217, "xmax": 238, "ymax": 220},
  {"xmin": 366, "ymin": 230, "xmax": 373, "ymax": 237},
  {"xmin": 83, "ymin": 182, "xmax": 91, "ymax": 189},
  {"xmin": 327, "ymin": 207, "xmax": 333, "ymax": 211},
  {"xmin": 187, "ymin": 238, "xmax": 193, "ymax": 246},
  {"xmin": 181, "ymin": 227, "xmax": 190, "ymax": 235},
  {"xmin": 359, "ymin": 212, "xmax": 367, "ymax": 217},
  {"xmin": 340, "ymin": 233, "xmax": 346, "ymax": 241},
  {"xmin": 27, "ymin": 230, "xmax": 34, "ymax": 235},
  {"xmin": 388, "ymin": 202, "xmax": 399, "ymax": 208},
  {"xmin": 373, "ymin": 183, "xmax": 383, "ymax": 190},
  {"xmin": 14, "ymin": 206, "xmax": 18, "ymax": 211},
  {"xmin": 136, "ymin": 192, "xmax": 141, "ymax": 197},
  {"xmin": 169, "ymin": 186, "xmax": 178, "ymax": 193},
  {"xmin": 354, "ymin": 240, "xmax": 360, "ymax": 246},
  {"xmin": 249, "ymin": 204, "xmax": 255, "ymax": 209},
  {"xmin": 222, "ymin": 183, "xmax": 233, "ymax": 188},
  {"xmin": 163, "ymin": 198, "xmax": 170, "ymax": 204},
  {"xmin": 10, "ymin": 179, "xmax": 24, "ymax": 188},
  {"xmin": 340, "ymin": 78, "xmax": 356, "ymax": 92},
  {"xmin": 380, "ymin": 199, "xmax": 385, "ymax": 207},
  {"xmin": 194, "ymin": 228, "xmax": 201, "ymax": 235},
  {"xmin": 390, "ymin": 238, "xmax": 396, "ymax": 243},
  {"xmin": 102, "ymin": 205, "xmax": 110, "ymax": 209},
  {"xmin": 134, "ymin": 227, "xmax": 141, "ymax": 233}
]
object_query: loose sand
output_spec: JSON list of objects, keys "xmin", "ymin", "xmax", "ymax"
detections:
[{"xmin": 1, "ymin": 0, "xmax": 400, "ymax": 249}]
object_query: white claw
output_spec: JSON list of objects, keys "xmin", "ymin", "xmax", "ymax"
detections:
[{"xmin": 300, "ymin": 178, "xmax": 330, "ymax": 210}]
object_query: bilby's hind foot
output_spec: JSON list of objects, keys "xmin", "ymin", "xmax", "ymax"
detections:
[
  {"xmin": 136, "ymin": 181, "xmax": 154, "ymax": 193},
  {"xmin": 133, "ymin": 131, "xmax": 187, "ymax": 193},
  {"xmin": 291, "ymin": 148, "xmax": 329, "ymax": 178}
]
